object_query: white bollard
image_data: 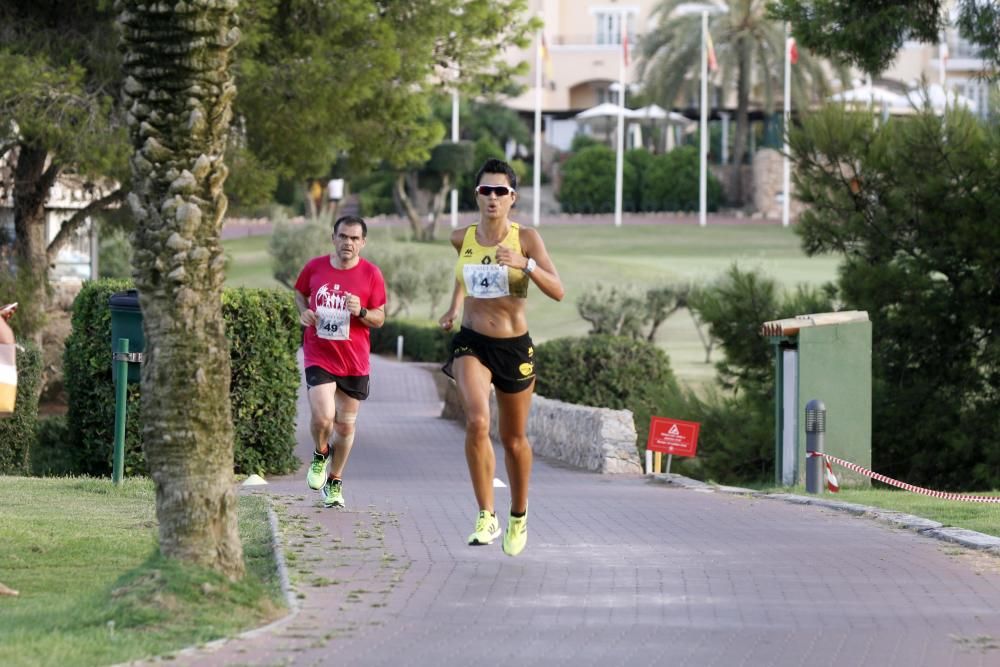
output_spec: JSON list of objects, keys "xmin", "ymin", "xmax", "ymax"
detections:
[{"xmin": 396, "ymin": 335, "xmax": 404, "ymax": 361}]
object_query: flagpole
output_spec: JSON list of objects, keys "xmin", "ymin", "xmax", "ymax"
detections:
[
  {"xmin": 451, "ymin": 87, "xmax": 460, "ymax": 229},
  {"xmin": 782, "ymin": 23, "xmax": 791, "ymax": 228},
  {"xmin": 699, "ymin": 10, "xmax": 708, "ymax": 228},
  {"xmin": 613, "ymin": 24, "xmax": 626, "ymax": 228},
  {"xmin": 533, "ymin": 22, "xmax": 543, "ymax": 228}
]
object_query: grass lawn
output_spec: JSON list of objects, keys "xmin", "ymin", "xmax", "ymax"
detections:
[
  {"xmin": 0, "ymin": 478, "xmax": 285, "ymax": 667},
  {"xmin": 761, "ymin": 485, "xmax": 1000, "ymax": 538},
  {"xmin": 223, "ymin": 221, "xmax": 841, "ymax": 390}
]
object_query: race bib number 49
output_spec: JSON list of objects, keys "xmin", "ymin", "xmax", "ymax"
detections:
[
  {"xmin": 464, "ymin": 264, "xmax": 509, "ymax": 299},
  {"xmin": 315, "ymin": 305, "xmax": 350, "ymax": 340}
]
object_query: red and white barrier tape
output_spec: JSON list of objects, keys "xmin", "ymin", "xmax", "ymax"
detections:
[{"xmin": 807, "ymin": 451, "xmax": 1000, "ymax": 503}]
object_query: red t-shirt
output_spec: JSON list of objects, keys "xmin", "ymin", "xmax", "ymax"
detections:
[{"xmin": 295, "ymin": 255, "xmax": 387, "ymax": 376}]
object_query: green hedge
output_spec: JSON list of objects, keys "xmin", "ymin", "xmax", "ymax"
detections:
[
  {"xmin": 534, "ymin": 335, "xmax": 685, "ymax": 451},
  {"xmin": 63, "ymin": 280, "xmax": 301, "ymax": 477},
  {"xmin": 371, "ymin": 319, "xmax": 455, "ymax": 363},
  {"xmin": 0, "ymin": 341, "xmax": 42, "ymax": 474}
]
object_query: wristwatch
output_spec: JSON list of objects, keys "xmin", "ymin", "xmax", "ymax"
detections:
[
  {"xmin": 524, "ymin": 258, "xmax": 537, "ymax": 274},
  {"xmin": 358, "ymin": 307, "xmax": 368, "ymax": 319}
]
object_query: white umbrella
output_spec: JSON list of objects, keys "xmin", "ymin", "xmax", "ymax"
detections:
[
  {"xmin": 633, "ymin": 103, "xmax": 694, "ymax": 125},
  {"xmin": 575, "ymin": 102, "xmax": 643, "ymax": 120},
  {"xmin": 829, "ymin": 86, "xmax": 909, "ymax": 109},
  {"xmin": 905, "ymin": 83, "xmax": 978, "ymax": 114},
  {"xmin": 574, "ymin": 103, "xmax": 642, "ymax": 143}
]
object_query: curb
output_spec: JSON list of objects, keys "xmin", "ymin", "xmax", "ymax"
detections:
[
  {"xmin": 113, "ymin": 497, "xmax": 300, "ymax": 666},
  {"xmin": 650, "ymin": 473, "xmax": 1000, "ymax": 557}
]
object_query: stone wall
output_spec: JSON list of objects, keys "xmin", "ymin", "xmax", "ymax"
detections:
[
  {"xmin": 442, "ymin": 380, "xmax": 641, "ymax": 474},
  {"xmin": 752, "ymin": 148, "xmax": 806, "ymax": 220}
]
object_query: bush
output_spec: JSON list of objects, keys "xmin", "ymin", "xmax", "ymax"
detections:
[
  {"xmin": 269, "ymin": 218, "xmax": 331, "ymax": 290},
  {"xmin": 31, "ymin": 415, "xmax": 75, "ymax": 476},
  {"xmin": 371, "ymin": 319, "xmax": 455, "ymax": 363},
  {"xmin": 63, "ymin": 280, "xmax": 301, "ymax": 477},
  {"xmin": 642, "ymin": 146, "xmax": 723, "ymax": 212},
  {"xmin": 0, "ymin": 341, "xmax": 42, "ymax": 474},
  {"xmin": 558, "ymin": 144, "xmax": 637, "ymax": 214},
  {"xmin": 223, "ymin": 288, "xmax": 301, "ymax": 476},
  {"xmin": 534, "ymin": 335, "xmax": 685, "ymax": 451}
]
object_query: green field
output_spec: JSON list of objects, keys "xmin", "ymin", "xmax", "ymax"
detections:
[{"xmin": 224, "ymin": 221, "xmax": 841, "ymax": 389}]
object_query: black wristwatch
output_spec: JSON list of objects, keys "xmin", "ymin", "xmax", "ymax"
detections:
[{"xmin": 358, "ymin": 307, "xmax": 368, "ymax": 319}]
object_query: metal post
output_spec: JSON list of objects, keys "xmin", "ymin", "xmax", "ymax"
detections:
[
  {"xmin": 805, "ymin": 399, "xmax": 826, "ymax": 494},
  {"xmin": 396, "ymin": 335, "xmax": 404, "ymax": 361},
  {"xmin": 112, "ymin": 337, "xmax": 129, "ymax": 485}
]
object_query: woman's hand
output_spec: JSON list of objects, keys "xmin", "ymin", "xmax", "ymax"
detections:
[
  {"xmin": 494, "ymin": 244, "xmax": 527, "ymax": 270},
  {"xmin": 439, "ymin": 309, "xmax": 459, "ymax": 331}
]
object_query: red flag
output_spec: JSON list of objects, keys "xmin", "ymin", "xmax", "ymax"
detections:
[
  {"xmin": 705, "ymin": 30, "xmax": 718, "ymax": 72},
  {"xmin": 622, "ymin": 25, "xmax": 630, "ymax": 66},
  {"xmin": 787, "ymin": 37, "xmax": 799, "ymax": 65}
]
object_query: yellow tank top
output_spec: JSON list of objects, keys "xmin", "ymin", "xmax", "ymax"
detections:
[{"xmin": 454, "ymin": 223, "xmax": 530, "ymax": 299}]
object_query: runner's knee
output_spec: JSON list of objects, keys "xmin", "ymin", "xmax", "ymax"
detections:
[{"xmin": 465, "ymin": 413, "xmax": 490, "ymax": 439}]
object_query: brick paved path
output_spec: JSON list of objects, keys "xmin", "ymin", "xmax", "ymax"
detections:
[{"xmin": 178, "ymin": 356, "xmax": 1000, "ymax": 667}]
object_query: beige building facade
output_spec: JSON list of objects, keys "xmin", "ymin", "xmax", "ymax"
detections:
[{"xmin": 504, "ymin": 0, "xmax": 992, "ymax": 124}]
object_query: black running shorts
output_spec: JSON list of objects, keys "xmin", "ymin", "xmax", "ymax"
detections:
[
  {"xmin": 442, "ymin": 327, "xmax": 535, "ymax": 394},
  {"xmin": 304, "ymin": 366, "xmax": 371, "ymax": 400}
]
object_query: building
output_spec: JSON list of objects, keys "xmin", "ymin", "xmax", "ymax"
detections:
[
  {"xmin": 0, "ymin": 152, "xmax": 107, "ymax": 281},
  {"xmin": 502, "ymin": 0, "xmax": 992, "ymax": 152}
]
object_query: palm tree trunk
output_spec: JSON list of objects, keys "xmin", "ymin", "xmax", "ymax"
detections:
[{"xmin": 119, "ymin": 0, "xmax": 244, "ymax": 579}]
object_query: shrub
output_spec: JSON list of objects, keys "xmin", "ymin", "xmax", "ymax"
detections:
[
  {"xmin": 31, "ymin": 415, "xmax": 74, "ymax": 476},
  {"xmin": 223, "ymin": 288, "xmax": 301, "ymax": 476},
  {"xmin": 642, "ymin": 146, "xmax": 723, "ymax": 212},
  {"xmin": 269, "ymin": 218, "xmax": 331, "ymax": 290},
  {"xmin": 534, "ymin": 335, "xmax": 685, "ymax": 450},
  {"xmin": 558, "ymin": 144, "xmax": 638, "ymax": 214},
  {"xmin": 0, "ymin": 341, "xmax": 42, "ymax": 474},
  {"xmin": 63, "ymin": 280, "xmax": 301, "ymax": 477},
  {"xmin": 371, "ymin": 319, "xmax": 455, "ymax": 363}
]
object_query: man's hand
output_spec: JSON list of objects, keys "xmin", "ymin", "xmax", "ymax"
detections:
[
  {"xmin": 299, "ymin": 309, "xmax": 318, "ymax": 327},
  {"xmin": 344, "ymin": 292, "xmax": 362, "ymax": 317}
]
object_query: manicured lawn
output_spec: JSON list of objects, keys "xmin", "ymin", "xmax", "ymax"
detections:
[
  {"xmin": 224, "ymin": 220, "xmax": 841, "ymax": 390},
  {"xmin": 0, "ymin": 478, "xmax": 284, "ymax": 667}
]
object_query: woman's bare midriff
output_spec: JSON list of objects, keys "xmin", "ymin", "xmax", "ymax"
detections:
[{"xmin": 461, "ymin": 295, "xmax": 528, "ymax": 338}]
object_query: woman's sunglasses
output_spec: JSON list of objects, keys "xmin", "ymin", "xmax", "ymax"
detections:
[{"xmin": 475, "ymin": 185, "xmax": 515, "ymax": 197}]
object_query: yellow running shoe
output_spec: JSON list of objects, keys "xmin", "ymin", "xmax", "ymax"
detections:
[
  {"xmin": 467, "ymin": 510, "xmax": 501, "ymax": 545},
  {"xmin": 502, "ymin": 511, "xmax": 528, "ymax": 556}
]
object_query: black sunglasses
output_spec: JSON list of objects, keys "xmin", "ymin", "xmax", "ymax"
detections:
[{"xmin": 475, "ymin": 185, "xmax": 515, "ymax": 197}]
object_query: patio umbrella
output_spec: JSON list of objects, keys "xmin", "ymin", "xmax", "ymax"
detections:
[
  {"xmin": 905, "ymin": 83, "xmax": 978, "ymax": 114},
  {"xmin": 574, "ymin": 103, "xmax": 642, "ymax": 142}
]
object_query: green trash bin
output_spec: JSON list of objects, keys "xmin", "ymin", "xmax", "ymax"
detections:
[
  {"xmin": 763, "ymin": 311, "xmax": 872, "ymax": 488},
  {"xmin": 109, "ymin": 289, "xmax": 144, "ymax": 384}
]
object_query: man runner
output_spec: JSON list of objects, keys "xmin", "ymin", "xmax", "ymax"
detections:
[{"xmin": 295, "ymin": 216, "xmax": 386, "ymax": 508}]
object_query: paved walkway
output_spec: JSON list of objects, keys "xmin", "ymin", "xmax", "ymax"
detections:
[{"xmin": 177, "ymin": 356, "xmax": 1000, "ymax": 667}]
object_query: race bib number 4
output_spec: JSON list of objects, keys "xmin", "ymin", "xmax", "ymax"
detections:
[
  {"xmin": 464, "ymin": 264, "xmax": 509, "ymax": 299},
  {"xmin": 315, "ymin": 305, "xmax": 350, "ymax": 340}
]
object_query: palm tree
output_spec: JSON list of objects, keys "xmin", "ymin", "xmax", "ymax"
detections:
[
  {"xmin": 638, "ymin": 0, "xmax": 843, "ymax": 204},
  {"xmin": 118, "ymin": 1, "xmax": 244, "ymax": 578}
]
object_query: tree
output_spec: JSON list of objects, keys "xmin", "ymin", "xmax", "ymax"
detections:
[
  {"xmin": 638, "ymin": 0, "xmax": 843, "ymax": 203},
  {"xmin": 0, "ymin": 1, "xmax": 129, "ymax": 338},
  {"xmin": 767, "ymin": 0, "xmax": 1000, "ymax": 76},
  {"xmin": 1, "ymin": 1, "xmax": 536, "ymax": 329},
  {"xmin": 118, "ymin": 0, "xmax": 244, "ymax": 578},
  {"xmin": 788, "ymin": 106, "xmax": 1000, "ymax": 489},
  {"xmin": 232, "ymin": 0, "xmax": 536, "ymax": 210}
]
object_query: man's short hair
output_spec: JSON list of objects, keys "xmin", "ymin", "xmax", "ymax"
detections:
[
  {"xmin": 475, "ymin": 158, "xmax": 517, "ymax": 190},
  {"xmin": 334, "ymin": 215, "xmax": 368, "ymax": 238}
]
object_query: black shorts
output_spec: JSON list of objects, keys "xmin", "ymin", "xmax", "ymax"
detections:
[
  {"xmin": 304, "ymin": 366, "xmax": 370, "ymax": 400},
  {"xmin": 442, "ymin": 327, "xmax": 535, "ymax": 394}
]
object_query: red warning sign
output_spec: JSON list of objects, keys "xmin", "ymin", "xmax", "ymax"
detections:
[{"xmin": 647, "ymin": 417, "xmax": 700, "ymax": 457}]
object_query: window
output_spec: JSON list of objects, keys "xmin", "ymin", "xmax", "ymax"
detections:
[{"xmin": 594, "ymin": 11, "xmax": 635, "ymax": 46}]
